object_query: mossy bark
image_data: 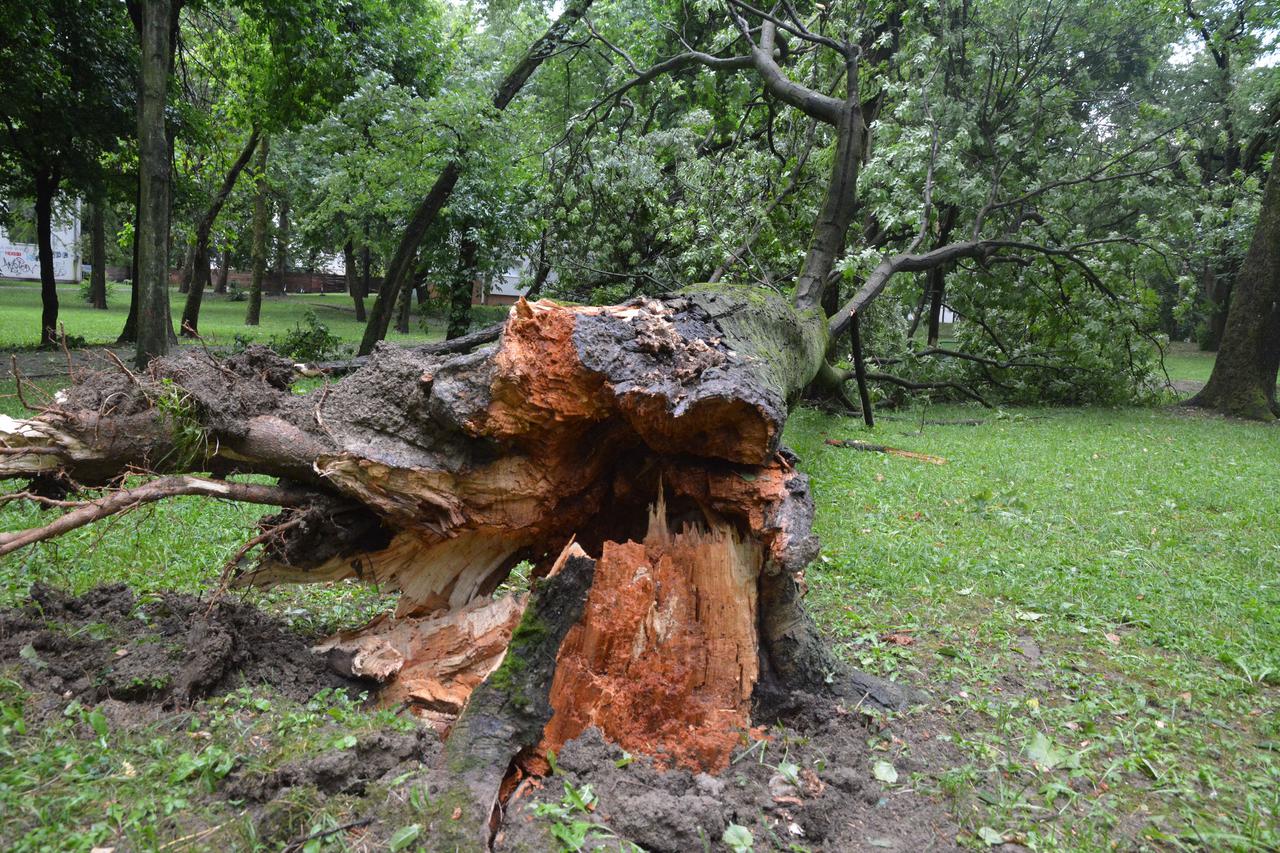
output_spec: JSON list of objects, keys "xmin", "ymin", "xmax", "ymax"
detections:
[{"xmin": 1189, "ymin": 142, "xmax": 1280, "ymax": 420}]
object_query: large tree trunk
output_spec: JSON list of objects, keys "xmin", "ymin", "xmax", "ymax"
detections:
[
  {"xmin": 1188, "ymin": 141, "xmax": 1280, "ymax": 420},
  {"xmin": 272, "ymin": 195, "xmax": 289, "ymax": 294},
  {"xmin": 34, "ymin": 168, "xmax": 60, "ymax": 348},
  {"xmin": 0, "ymin": 286, "xmax": 919, "ymax": 840},
  {"xmin": 117, "ymin": 183, "xmax": 141, "ymax": 343},
  {"xmin": 214, "ymin": 242, "xmax": 230, "ymax": 294},
  {"xmin": 181, "ymin": 128, "xmax": 260, "ymax": 336},
  {"xmin": 447, "ymin": 227, "xmax": 479, "ymax": 340},
  {"xmin": 244, "ymin": 135, "xmax": 271, "ymax": 326},
  {"xmin": 89, "ymin": 198, "xmax": 108, "ymax": 310},
  {"xmin": 343, "ymin": 240, "xmax": 366, "ymax": 321},
  {"xmin": 134, "ymin": 0, "xmax": 177, "ymax": 367}
]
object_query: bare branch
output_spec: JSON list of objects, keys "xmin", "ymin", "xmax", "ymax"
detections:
[{"xmin": 0, "ymin": 476, "xmax": 316, "ymax": 558}]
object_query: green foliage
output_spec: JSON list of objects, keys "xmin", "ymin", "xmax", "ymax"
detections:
[{"xmin": 267, "ymin": 309, "xmax": 344, "ymax": 361}]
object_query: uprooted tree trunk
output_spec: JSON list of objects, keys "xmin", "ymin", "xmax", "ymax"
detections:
[{"xmin": 0, "ymin": 286, "xmax": 920, "ymax": 845}]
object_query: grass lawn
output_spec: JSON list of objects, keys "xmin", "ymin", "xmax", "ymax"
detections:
[
  {"xmin": 0, "ymin": 278, "xmax": 442, "ymax": 350},
  {"xmin": 1159, "ymin": 341, "xmax": 1217, "ymax": 385}
]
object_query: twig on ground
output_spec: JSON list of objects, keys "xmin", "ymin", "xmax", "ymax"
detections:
[{"xmin": 824, "ymin": 439, "xmax": 948, "ymax": 464}]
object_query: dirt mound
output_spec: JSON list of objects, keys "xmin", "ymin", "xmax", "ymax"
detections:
[
  {"xmin": 0, "ymin": 584, "xmax": 361, "ymax": 716},
  {"xmin": 496, "ymin": 695, "xmax": 960, "ymax": 853}
]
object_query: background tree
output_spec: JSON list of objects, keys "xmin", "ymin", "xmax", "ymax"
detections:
[{"xmin": 0, "ymin": 0, "xmax": 135, "ymax": 346}]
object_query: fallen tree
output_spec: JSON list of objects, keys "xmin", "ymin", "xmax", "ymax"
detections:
[{"xmin": 0, "ymin": 285, "xmax": 923, "ymax": 844}]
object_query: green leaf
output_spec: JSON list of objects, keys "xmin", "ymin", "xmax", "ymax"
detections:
[
  {"xmin": 872, "ymin": 760, "xmax": 899, "ymax": 784},
  {"xmin": 977, "ymin": 826, "xmax": 1005, "ymax": 845},
  {"xmin": 19, "ymin": 643, "xmax": 46, "ymax": 669},
  {"xmin": 722, "ymin": 823, "xmax": 754, "ymax": 852},
  {"xmin": 1026, "ymin": 730, "xmax": 1069, "ymax": 770},
  {"xmin": 388, "ymin": 824, "xmax": 421, "ymax": 852},
  {"xmin": 88, "ymin": 708, "xmax": 109, "ymax": 738}
]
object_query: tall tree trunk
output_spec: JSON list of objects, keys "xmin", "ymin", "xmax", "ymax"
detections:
[
  {"xmin": 214, "ymin": 242, "xmax": 230, "ymax": 294},
  {"xmin": 1189, "ymin": 141, "xmax": 1280, "ymax": 420},
  {"xmin": 245, "ymin": 135, "xmax": 271, "ymax": 327},
  {"xmin": 88, "ymin": 198, "xmax": 108, "ymax": 309},
  {"xmin": 272, "ymin": 195, "xmax": 289, "ymax": 294},
  {"xmin": 181, "ymin": 128, "xmax": 260, "ymax": 336},
  {"xmin": 359, "ymin": 0, "xmax": 596, "ymax": 355},
  {"xmin": 343, "ymin": 239, "xmax": 362, "ymax": 320},
  {"xmin": 394, "ymin": 274, "xmax": 413, "ymax": 334},
  {"xmin": 176, "ymin": 241, "xmax": 193, "ymax": 293},
  {"xmin": 134, "ymin": 0, "xmax": 177, "ymax": 367},
  {"xmin": 34, "ymin": 169, "xmax": 60, "ymax": 348},
  {"xmin": 117, "ymin": 183, "xmax": 141, "ymax": 343},
  {"xmin": 447, "ymin": 229, "xmax": 479, "ymax": 340},
  {"xmin": 357, "ymin": 246, "xmax": 371, "ymax": 322}
]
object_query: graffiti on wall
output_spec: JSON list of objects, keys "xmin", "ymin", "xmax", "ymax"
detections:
[{"xmin": 0, "ymin": 205, "xmax": 81, "ymax": 282}]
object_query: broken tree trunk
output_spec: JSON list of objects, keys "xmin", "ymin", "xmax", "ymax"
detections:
[{"xmin": 0, "ymin": 285, "xmax": 917, "ymax": 843}]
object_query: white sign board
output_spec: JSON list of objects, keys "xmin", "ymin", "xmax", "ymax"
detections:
[{"xmin": 0, "ymin": 212, "xmax": 81, "ymax": 282}]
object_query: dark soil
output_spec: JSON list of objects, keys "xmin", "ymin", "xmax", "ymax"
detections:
[
  {"xmin": 497, "ymin": 694, "xmax": 962, "ymax": 853},
  {"xmin": 0, "ymin": 583, "xmax": 360, "ymax": 718}
]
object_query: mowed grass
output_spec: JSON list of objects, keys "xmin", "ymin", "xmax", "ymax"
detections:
[
  {"xmin": 0, "ymin": 278, "xmax": 441, "ymax": 350},
  {"xmin": 1160, "ymin": 341, "xmax": 1217, "ymax": 384},
  {"xmin": 787, "ymin": 405, "xmax": 1279, "ymax": 849},
  {"xmin": 1, "ymin": 359, "xmax": 1278, "ymax": 847}
]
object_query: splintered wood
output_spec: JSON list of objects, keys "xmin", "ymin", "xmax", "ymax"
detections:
[
  {"xmin": 540, "ymin": 495, "xmax": 762, "ymax": 772},
  {"xmin": 314, "ymin": 593, "xmax": 526, "ymax": 732}
]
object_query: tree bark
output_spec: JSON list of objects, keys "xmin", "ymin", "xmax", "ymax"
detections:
[
  {"xmin": 1188, "ymin": 141, "xmax": 1280, "ymax": 420},
  {"xmin": 394, "ymin": 272, "xmax": 413, "ymax": 334},
  {"xmin": 447, "ymin": 227, "xmax": 479, "ymax": 340},
  {"xmin": 134, "ymin": 0, "xmax": 176, "ymax": 367},
  {"xmin": 89, "ymin": 198, "xmax": 108, "ymax": 310},
  {"xmin": 358, "ymin": 0, "xmax": 596, "ymax": 355},
  {"xmin": 34, "ymin": 168, "xmax": 60, "ymax": 348},
  {"xmin": 343, "ymin": 240, "xmax": 366, "ymax": 321},
  {"xmin": 117, "ymin": 182, "xmax": 141, "ymax": 343},
  {"xmin": 245, "ymin": 134, "xmax": 271, "ymax": 326},
  {"xmin": 181, "ymin": 128, "xmax": 260, "ymax": 336},
  {"xmin": 272, "ymin": 194, "xmax": 289, "ymax": 294},
  {"xmin": 214, "ymin": 242, "xmax": 230, "ymax": 294}
]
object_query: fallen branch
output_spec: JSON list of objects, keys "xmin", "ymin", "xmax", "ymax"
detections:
[
  {"xmin": 824, "ymin": 439, "xmax": 948, "ymax": 464},
  {"xmin": 0, "ymin": 476, "xmax": 315, "ymax": 557}
]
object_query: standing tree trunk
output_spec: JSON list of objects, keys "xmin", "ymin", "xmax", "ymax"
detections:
[
  {"xmin": 134, "ymin": 0, "xmax": 176, "ymax": 366},
  {"xmin": 1188, "ymin": 140, "xmax": 1280, "ymax": 420},
  {"xmin": 359, "ymin": 0, "xmax": 596, "ymax": 355},
  {"xmin": 181, "ymin": 128, "xmax": 260, "ymax": 336},
  {"xmin": 117, "ymin": 182, "xmax": 141, "ymax": 343},
  {"xmin": 272, "ymin": 195, "xmax": 289, "ymax": 294},
  {"xmin": 342, "ymin": 240, "xmax": 364, "ymax": 321},
  {"xmin": 447, "ymin": 228, "xmax": 479, "ymax": 340},
  {"xmin": 34, "ymin": 168, "xmax": 61, "ymax": 347},
  {"xmin": 358, "ymin": 245, "xmax": 373, "ymax": 318},
  {"xmin": 245, "ymin": 135, "xmax": 270, "ymax": 327},
  {"xmin": 214, "ymin": 242, "xmax": 230, "ymax": 294},
  {"xmin": 394, "ymin": 273, "xmax": 414, "ymax": 334},
  {"xmin": 88, "ymin": 198, "xmax": 108, "ymax": 309}
]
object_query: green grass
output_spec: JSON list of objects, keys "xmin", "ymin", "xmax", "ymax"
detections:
[
  {"xmin": 1, "ymin": 364, "xmax": 1277, "ymax": 847},
  {"xmin": 787, "ymin": 404, "xmax": 1279, "ymax": 849},
  {"xmin": 1159, "ymin": 341, "xmax": 1217, "ymax": 384},
  {"xmin": 0, "ymin": 278, "xmax": 441, "ymax": 350}
]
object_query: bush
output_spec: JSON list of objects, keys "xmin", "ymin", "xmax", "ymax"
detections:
[
  {"xmin": 78, "ymin": 278, "xmax": 116, "ymax": 305},
  {"xmin": 268, "ymin": 310, "xmax": 344, "ymax": 362}
]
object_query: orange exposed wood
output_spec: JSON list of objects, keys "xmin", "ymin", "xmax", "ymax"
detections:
[{"xmin": 539, "ymin": 496, "xmax": 762, "ymax": 772}]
